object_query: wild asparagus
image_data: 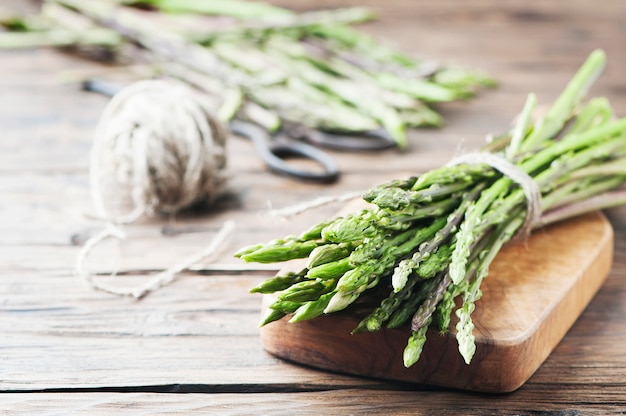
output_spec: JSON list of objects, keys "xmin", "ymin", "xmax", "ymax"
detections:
[{"xmin": 239, "ymin": 49, "xmax": 626, "ymax": 368}]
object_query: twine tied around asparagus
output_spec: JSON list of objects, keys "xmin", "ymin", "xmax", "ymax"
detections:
[
  {"xmin": 75, "ymin": 79, "xmax": 234, "ymax": 299},
  {"xmin": 446, "ymin": 152, "xmax": 542, "ymax": 238}
]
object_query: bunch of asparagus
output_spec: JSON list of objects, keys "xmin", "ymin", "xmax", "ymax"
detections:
[
  {"xmin": 0, "ymin": 0, "xmax": 495, "ymax": 148},
  {"xmin": 236, "ymin": 49, "xmax": 626, "ymax": 366}
]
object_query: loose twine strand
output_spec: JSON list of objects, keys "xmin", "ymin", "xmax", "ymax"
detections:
[
  {"xmin": 75, "ymin": 79, "xmax": 234, "ymax": 299},
  {"xmin": 268, "ymin": 190, "xmax": 362, "ymax": 219},
  {"xmin": 75, "ymin": 220, "xmax": 235, "ymax": 299}
]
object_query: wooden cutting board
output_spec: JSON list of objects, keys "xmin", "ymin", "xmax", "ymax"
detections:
[{"xmin": 259, "ymin": 201, "xmax": 613, "ymax": 393}]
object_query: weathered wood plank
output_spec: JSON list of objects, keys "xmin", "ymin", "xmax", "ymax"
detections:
[
  {"xmin": 1, "ymin": 388, "xmax": 625, "ymax": 415},
  {"xmin": 1, "ymin": 243, "xmax": 625, "ymax": 392},
  {"xmin": 0, "ymin": 268, "xmax": 393, "ymax": 391},
  {"xmin": 1, "ymin": 0, "xmax": 626, "ymax": 412}
]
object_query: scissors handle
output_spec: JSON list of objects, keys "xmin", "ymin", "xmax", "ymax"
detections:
[{"xmin": 229, "ymin": 120, "xmax": 340, "ymax": 183}]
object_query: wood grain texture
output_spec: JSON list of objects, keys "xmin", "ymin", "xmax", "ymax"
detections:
[
  {"xmin": 1, "ymin": 0, "xmax": 626, "ymax": 413},
  {"xmin": 2, "ymin": 389, "xmax": 625, "ymax": 416}
]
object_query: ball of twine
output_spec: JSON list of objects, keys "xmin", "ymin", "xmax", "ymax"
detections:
[
  {"xmin": 76, "ymin": 79, "xmax": 234, "ymax": 299},
  {"xmin": 90, "ymin": 79, "xmax": 229, "ymax": 222}
]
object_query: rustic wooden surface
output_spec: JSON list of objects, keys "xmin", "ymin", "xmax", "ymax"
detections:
[{"xmin": 1, "ymin": 0, "xmax": 626, "ymax": 414}]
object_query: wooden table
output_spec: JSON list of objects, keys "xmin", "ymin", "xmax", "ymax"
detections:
[{"xmin": 2, "ymin": 1, "xmax": 625, "ymax": 414}]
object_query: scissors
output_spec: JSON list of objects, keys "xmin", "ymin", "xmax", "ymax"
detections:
[
  {"xmin": 229, "ymin": 119, "xmax": 397, "ymax": 183},
  {"xmin": 83, "ymin": 79, "xmax": 396, "ymax": 183}
]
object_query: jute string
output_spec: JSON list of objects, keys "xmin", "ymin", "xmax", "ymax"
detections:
[
  {"xmin": 446, "ymin": 152, "xmax": 542, "ymax": 237},
  {"xmin": 268, "ymin": 191, "xmax": 362, "ymax": 219},
  {"xmin": 75, "ymin": 79, "xmax": 234, "ymax": 299}
]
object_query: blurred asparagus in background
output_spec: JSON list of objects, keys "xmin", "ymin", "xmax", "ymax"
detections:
[{"xmin": 0, "ymin": 0, "xmax": 496, "ymax": 149}]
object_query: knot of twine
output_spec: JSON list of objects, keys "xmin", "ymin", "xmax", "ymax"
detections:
[
  {"xmin": 76, "ymin": 79, "xmax": 233, "ymax": 299},
  {"xmin": 447, "ymin": 152, "xmax": 542, "ymax": 237}
]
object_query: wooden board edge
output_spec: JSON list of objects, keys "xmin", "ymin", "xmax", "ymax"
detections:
[{"xmin": 466, "ymin": 212, "xmax": 614, "ymax": 392}]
